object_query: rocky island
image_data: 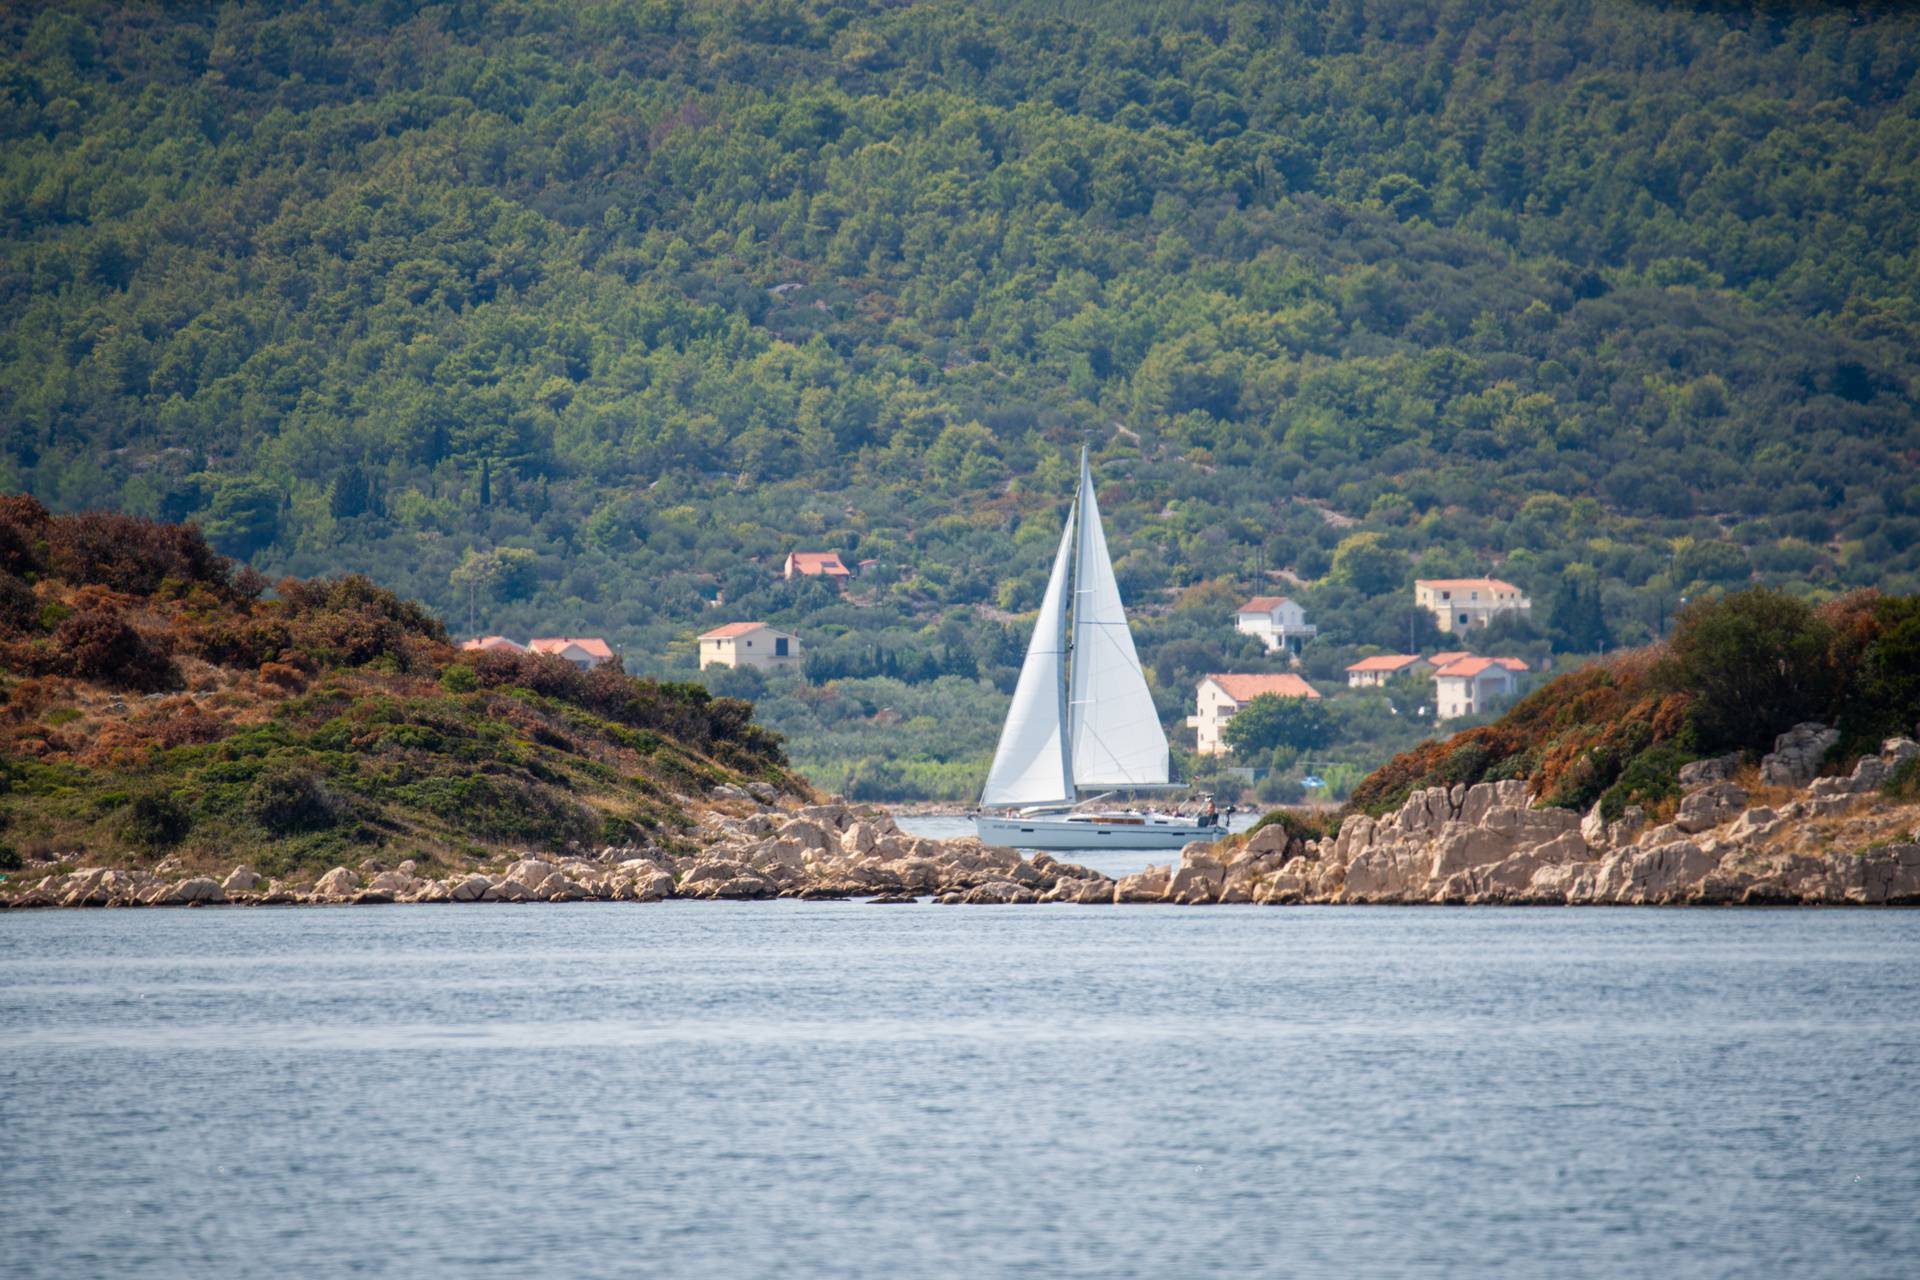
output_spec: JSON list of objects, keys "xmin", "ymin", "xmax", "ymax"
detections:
[{"xmin": 4, "ymin": 501, "xmax": 1918, "ymax": 911}]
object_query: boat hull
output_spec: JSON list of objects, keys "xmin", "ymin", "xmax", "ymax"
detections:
[{"xmin": 974, "ymin": 814, "xmax": 1228, "ymax": 851}]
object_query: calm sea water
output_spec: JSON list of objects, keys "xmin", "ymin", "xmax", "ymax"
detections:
[{"xmin": 3, "ymin": 904, "xmax": 1917, "ymax": 1279}]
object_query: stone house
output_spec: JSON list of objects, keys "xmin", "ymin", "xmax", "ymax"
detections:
[{"xmin": 1187, "ymin": 672, "xmax": 1321, "ymax": 755}]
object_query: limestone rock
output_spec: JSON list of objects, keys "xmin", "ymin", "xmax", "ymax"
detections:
[
  {"xmin": 222, "ymin": 866, "xmax": 262, "ymax": 893},
  {"xmin": 1165, "ymin": 863, "xmax": 1222, "ymax": 904},
  {"xmin": 449, "ymin": 874, "xmax": 491, "ymax": 902},
  {"xmin": 483, "ymin": 877, "xmax": 533, "ymax": 902},
  {"xmin": 1760, "ymin": 722, "xmax": 1839, "ymax": 787},
  {"xmin": 365, "ymin": 870, "xmax": 418, "ymax": 896},
  {"xmin": 778, "ymin": 818, "xmax": 833, "ymax": 852},
  {"xmin": 1675, "ymin": 782, "xmax": 1748, "ymax": 834},
  {"xmin": 1677, "ymin": 754, "xmax": 1741, "ymax": 789},
  {"xmin": 166, "ymin": 877, "xmax": 224, "ymax": 905},
  {"xmin": 505, "ymin": 858, "xmax": 557, "ymax": 888},
  {"xmin": 313, "ymin": 867, "xmax": 360, "ymax": 899},
  {"xmin": 1113, "ymin": 866, "xmax": 1171, "ymax": 903}
]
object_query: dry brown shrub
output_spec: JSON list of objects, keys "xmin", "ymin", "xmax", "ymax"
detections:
[{"xmin": 260, "ymin": 661, "xmax": 308, "ymax": 692}]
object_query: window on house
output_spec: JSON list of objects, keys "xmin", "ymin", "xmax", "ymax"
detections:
[{"xmin": 775, "ymin": 637, "xmax": 789, "ymax": 656}]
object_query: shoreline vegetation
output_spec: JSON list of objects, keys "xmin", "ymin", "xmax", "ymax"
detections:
[
  {"xmin": 8, "ymin": 740, "xmax": 1918, "ymax": 908},
  {"xmin": 3, "ymin": 502, "xmax": 1918, "ymax": 910}
]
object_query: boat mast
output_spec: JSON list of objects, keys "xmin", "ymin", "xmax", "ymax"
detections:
[{"xmin": 1056, "ymin": 455, "xmax": 1080, "ymax": 799}]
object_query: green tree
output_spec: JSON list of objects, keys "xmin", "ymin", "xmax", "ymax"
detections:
[
  {"xmin": 1329, "ymin": 532, "xmax": 1407, "ymax": 596},
  {"xmin": 1547, "ymin": 568, "xmax": 1611, "ymax": 653},
  {"xmin": 1222, "ymin": 693, "xmax": 1333, "ymax": 755},
  {"xmin": 1654, "ymin": 589, "xmax": 1835, "ymax": 753},
  {"xmin": 197, "ymin": 480, "xmax": 280, "ymax": 558}
]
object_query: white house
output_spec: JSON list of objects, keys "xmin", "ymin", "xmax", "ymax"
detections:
[
  {"xmin": 1432, "ymin": 656, "xmax": 1529, "ymax": 720},
  {"xmin": 529, "ymin": 637, "xmax": 616, "ymax": 670},
  {"xmin": 1186, "ymin": 672, "xmax": 1321, "ymax": 755},
  {"xmin": 698, "ymin": 622, "xmax": 801, "ymax": 672},
  {"xmin": 1345, "ymin": 654, "xmax": 1424, "ymax": 688},
  {"xmin": 1234, "ymin": 596, "xmax": 1317, "ymax": 654},
  {"xmin": 1415, "ymin": 578, "xmax": 1531, "ymax": 634}
]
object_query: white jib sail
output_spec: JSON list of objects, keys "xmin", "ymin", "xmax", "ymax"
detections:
[
  {"xmin": 1069, "ymin": 451, "xmax": 1170, "ymax": 789},
  {"xmin": 980, "ymin": 505, "xmax": 1077, "ymax": 807}
]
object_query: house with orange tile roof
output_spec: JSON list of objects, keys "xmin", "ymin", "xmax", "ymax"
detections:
[
  {"xmin": 1415, "ymin": 577, "xmax": 1531, "ymax": 634},
  {"xmin": 529, "ymin": 637, "xmax": 616, "ymax": 671},
  {"xmin": 1234, "ymin": 595, "xmax": 1316, "ymax": 654},
  {"xmin": 698, "ymin": 622, "xmax": 801, "ymax": 672},
  {"xmin": 1186, "ymin": 672, "xmax": 1321, "ymax": 755},
  {"xmin": 1345, "ymin": 654, "xmax": 1424, "ymax": 688},
  {"xmin": 783, "ymin": 551, "xmax": 851, "ymax": 581},
  {"xmin": 1433, "ymin": 656, "xmax": 1529, "ymax": 720}
]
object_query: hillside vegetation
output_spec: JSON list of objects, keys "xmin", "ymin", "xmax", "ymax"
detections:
[
  {"xmin": 4, "ymin": 1, "xmax": 1918, "ymax": 795},
  {"xmin": 0, "ymin": 498, "xmax": 796, "ymax": 877},
  {"xmin": 1347, "ymin": 588, "xmax": 1920, "ymax": 821}
]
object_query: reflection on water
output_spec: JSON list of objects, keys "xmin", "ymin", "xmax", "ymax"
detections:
[{"xmin": 2, "ymin": 904, "xmax": 1918, "ymax": 1279}]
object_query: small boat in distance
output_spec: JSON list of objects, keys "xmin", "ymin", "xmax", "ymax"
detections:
[{"xmin": 976, "ymin": 448, "xmax": 1228, "ymax": 851}]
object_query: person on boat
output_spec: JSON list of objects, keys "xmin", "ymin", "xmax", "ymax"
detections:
[{"xmin": 1204, "ymin": 797, "xmax": 1218, "ymax": 827}]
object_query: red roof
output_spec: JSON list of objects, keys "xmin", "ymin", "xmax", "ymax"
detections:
[
  {"xmin": 460, "ymin": 636, "xmax": 525, "ymax": 653},
  {"xmin": 1206, "ymin": 673, "xmax": 1321, "ymax": 702},
  {"xmin": 1435, "ymin": 656, "xmax": 1529, "ymax": 678},
  {"xmin": 530, "ymin": 637, "xmax": 614, "ymax": 660},
  {"xmin": 786, "ymin": 552, "xmax": 850, "ymax": 577},
  {"xmin": 1417, "ymin": 577, "xmax": 1524, "ymax": 593},
  {"xmin": 1346, "ymin": 654, "xmax": 1422, "ymax": 674},
  {"xmin": 699, "ymin": 622, "xmax": 773, "ymax": 640},
  {"xmin": 1237, "ymin": 596, "xmax": 1293, "ymax": 613},
  {"xmin": 1426, "ymin": 651, "xmax": 1472, "ymax": 667}
]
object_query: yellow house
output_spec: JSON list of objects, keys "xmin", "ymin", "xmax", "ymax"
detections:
[
  {"xmin": 1415, "ymin": 578, "xmax": 1531, "ymax": 634},
  {"xmin": 698, "ymin": 622, "xmax": 801, "ymax": 672}
]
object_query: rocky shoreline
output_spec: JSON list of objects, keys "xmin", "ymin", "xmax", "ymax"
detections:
[{"xmin": 6, "ymin": 727, "xmax": 1917, "ymax": 910}]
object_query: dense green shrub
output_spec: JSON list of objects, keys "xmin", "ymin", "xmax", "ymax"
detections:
[
  {"xmin": 1597, "ymin": 747, "xmax": 1693, "ymax": 822},
  {"xmin": 1654, "ymin": 591, "xmax": 1835, "ymax": 755},
  {"xmin": 1245, "ymin": 808, "xmax": 1333, "ymax": 844},
  {"xmin": 118, "ymin": 790, "xmax": 190, "ymax": 850},
  {"xmin": 244, "ymin": 765, "xmax": 339, "ymax": 833},
  {"xmin": 1884, "ymin": 758, "xmax": 1920, "ymax": 803}
]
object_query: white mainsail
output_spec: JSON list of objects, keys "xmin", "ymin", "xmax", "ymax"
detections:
[
  {"xmin": 1067, "ymin": 450, "xmax": 1170, "ymax": 789},
  {"xmin": 979, "ymin": 506, "xmax": 1077, "ymax": 807},
  {"xmin": 981, "ymin": 448, "xmax": 1172, "ymax": 807}
]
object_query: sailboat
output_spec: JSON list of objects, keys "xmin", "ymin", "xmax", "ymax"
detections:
[{"xmin": 975, "ymin": 449, "xmax": 1228, "ymax": 851}]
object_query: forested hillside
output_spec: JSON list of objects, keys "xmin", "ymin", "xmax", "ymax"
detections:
[{"xmin": 4, "ymin": 1, "xmax": 1917, "ymax": 797}]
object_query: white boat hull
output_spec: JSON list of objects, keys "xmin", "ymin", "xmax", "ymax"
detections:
[{"xmin": 975, "ymin": 814, "xmax": 1228, "ymax": 851}]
